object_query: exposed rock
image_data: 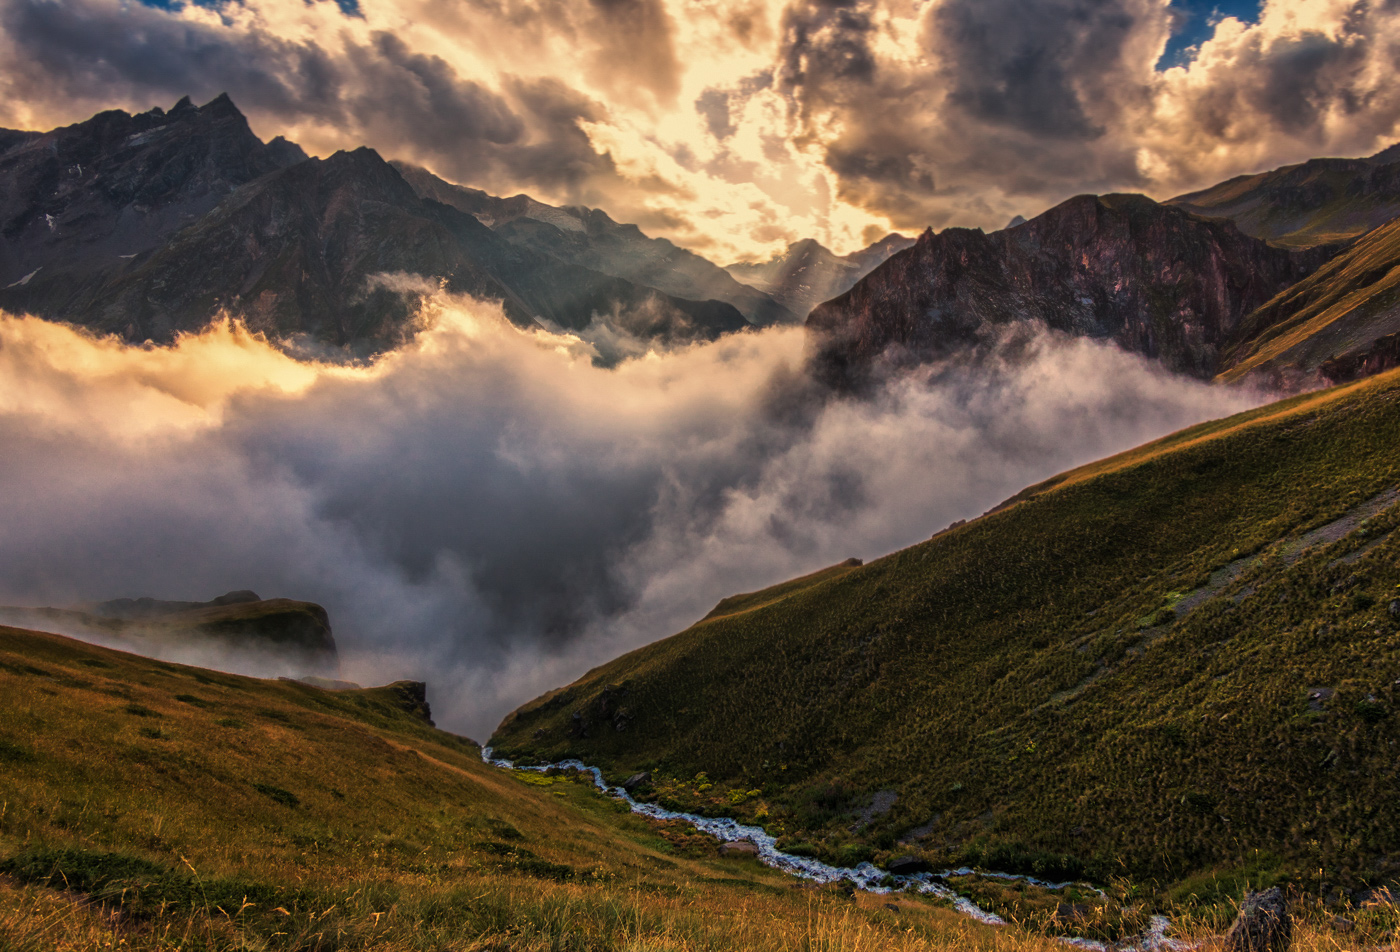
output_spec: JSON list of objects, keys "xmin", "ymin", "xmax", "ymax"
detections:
[
  {"xmin": 0, "ymin": 96, "xmax": 752, "ymax": 355},
  {"xmin": 885, "ymin": 854, "xmax": 933, "ymax": 875},
  {"xmin": 386, "ymin": 680, "xmax": 434, "ymax": 726},
  {"xmin": 719, "ymin": 841, "xmax": 759, "ymax": 858},
  {"xmin": 807, "ymin": 193, "xmax": 1328, "ymax": 389},
  {"xmin": 1056, "ymin": 903, "xmax": 1093, "ymax": 921},
  {"xmin": 1389, "ymin": 599, "xmax": 1400, "ymax": 619},
  {"xmin": 622, "ymin": 771, "xmax": 652, "ymax": 793},
  {"xmin": 1222, "ymin": 887, "xmax": 1291, "ymax": 952}
]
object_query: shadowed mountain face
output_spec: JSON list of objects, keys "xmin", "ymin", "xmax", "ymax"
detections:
[
  {"xmin": 393, "ymin": 162, "xmax": 796, "ymax": 327},
  {"xmin": 1168, "ymin": 144, "xmax": 1400, "ymax": 249},
  {"xmin": 0, "ymin": 94, "xmax": 305, "ymax": 306},
  {"xmin": 0, "ymin": 96, "xmax": 750, "ymax": 354},
  {"xmin": 807, "ymin": 193, "xmax": 1328, "ymax": 389},
  {"xmin": 724, "ymin": 235, "xmax": 914, "ymax": 322}
]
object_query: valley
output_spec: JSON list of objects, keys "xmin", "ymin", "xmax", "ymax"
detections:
[{"xmin": 7, "ymin": 69, "xmax": 1400, "ymax": 952}]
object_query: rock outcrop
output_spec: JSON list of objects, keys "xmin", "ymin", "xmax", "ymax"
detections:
[
  {"xmin": 807, "ymin": 193, "xmax": 1329, "ymax": 388},
  {"xmin": 1222, "ymin": 887, "xmax": 1291, "ymax": 952}
]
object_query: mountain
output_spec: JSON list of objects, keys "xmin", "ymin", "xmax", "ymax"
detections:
[
  {"xmin": 1217, "ymin": 214, "xmax": 1400, "ymax": 386},
  {"xmin": 492, "ymin": 365, "xmax": 1400, "ymax": 897},
  {"xmin": 0, "ymin": 625, "xmax": 1147, "ymax": 951},
  {"xmin": 394, "ymin": 162, "xmax": 797, "ymax": 326},
  {"xmin": 0, "ymin": 96, "xmax": 749, "ymax": 354},
  {"xmin": 0, "ymin": 94, "xmax": 305, "ymax": 310},
  {"xmin": 724, "ymin": 234, "xmax": 914, "ymax": 321},
  {"xmin": 806, "ymin": 193, "xmax": 1328, "ymax": 388},
  {"xmin": 0, "ymin": 590, "xmax": 337, "ymax": 674},
  {"xmin": 1168, "ymin": 143, "xmax": 1400, "ymax": 249}
]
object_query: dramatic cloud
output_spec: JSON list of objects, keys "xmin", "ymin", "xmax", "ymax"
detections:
[
  {"xmin": 0, "ymin": 296, "xmax": 1267, "ymax": 739},
  {"xmin": 3, "ymin": 0, "xmax": 1399, "ymax": 258}
]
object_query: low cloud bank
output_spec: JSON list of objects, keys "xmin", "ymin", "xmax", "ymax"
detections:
[{"xmin": 0, "ymin": 297, "xmax": 1268, "ymax": 738}]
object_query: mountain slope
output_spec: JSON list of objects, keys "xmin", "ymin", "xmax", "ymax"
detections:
[
  {"xmin": 0, "ymin": 591, "xmax": 338, "ymax": 673},
  {"xmin": 0, "ymin": 625, "xmax": 1083, "ymax": 952},
  {"xmin": 806, "ymin": 193, "xmax": 1326, "ymax": 387},
  {"xmin": 1217, "ymin": 215, "xmax": 1400, "ymax": 386},
  {"xmin": 0, "ymin": 97, "xmax": 750, "ymax": 353},
  {"xmin": 725, "ymin": 235, "xmax": 914, "ymax": 321},
  {"xmin": 492, "ymin": 367, "xmax": 1400, "ymax": 895},
  {"xmin": 0, "ymin": 93, "xmax": 306, "ymax": 302},
  {"xmin": 1168, "ymin": 145, "xmax": 1400, "ymax": 249},
  {"xmin": 394, "ymin": 161, "xmax": 796, "ymax": 326}
]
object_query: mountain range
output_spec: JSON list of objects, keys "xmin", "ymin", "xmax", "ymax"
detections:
[
  {"xmin": 8, "ymin": 94, "xmax": 1400, "ymax": 388},
  {"xmin": 810, "ymin": 143, "xmax": 1400, "ymax": 390},
  {"xmin": 0, "ymin": 95, "xmax": 913, "ymax": 359}
]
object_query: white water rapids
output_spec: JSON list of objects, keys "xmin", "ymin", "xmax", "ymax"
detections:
[{"xmin": 481, "ymin": 748, "xmax": 1184, "ymax": 950}]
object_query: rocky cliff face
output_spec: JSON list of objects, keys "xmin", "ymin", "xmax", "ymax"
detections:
[
  {"xmin": 807, "ymin": 193, "xmax": 1328, "ymax": 388},
  {"xmin": 0, "ymin": 96, "xmax": 750, "ymax": 354},
  {"xmin": 0, "ymin": 94, "xmax": 305, "ymax": 302}
]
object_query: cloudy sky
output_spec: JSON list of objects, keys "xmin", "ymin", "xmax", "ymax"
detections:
[{"xmin": 2, "ymin": 0, "xmax": 1398, "ymax": 263}]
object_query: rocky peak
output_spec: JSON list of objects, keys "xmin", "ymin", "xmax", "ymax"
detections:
[
  {"xmin": 807, "ymin": 192, "xmax": 1328, "ymax": 388},
  {"xmin": 0, "ymin": 93, "xmax": 307, "ymax": 291}
]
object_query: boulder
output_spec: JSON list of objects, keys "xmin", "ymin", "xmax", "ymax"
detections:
[
  {"xmin": 1223, "ymin": 887, "xmax": 1291, "ymax": 952},
  {"xmin": 1389, "ymin": 599, "xmax": 1400, "ymax": 620},
  {"xmin": 720, "ymin": 841, "xmax": 759, "ymax": 859},
  {"xmin": 622, "ymin": 771, "xmax": 652, "ymax": 793},
  {"xmin": 885, "ymin": 855, "xmax": 933, "ymax": 876}
]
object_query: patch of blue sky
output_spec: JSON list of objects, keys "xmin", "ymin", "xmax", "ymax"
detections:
[
  {"xmin": 136, "ymin": 0, "xmax": 362, "ymax": 16},
  {"xmin": 1157, "ymin": 0, "xmax": 1262, "ymax": 69}
]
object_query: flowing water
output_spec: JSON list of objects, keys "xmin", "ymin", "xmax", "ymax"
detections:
[{"xmin": 481, "ymin": 748, "xmax": 1183, "ymax": 950}]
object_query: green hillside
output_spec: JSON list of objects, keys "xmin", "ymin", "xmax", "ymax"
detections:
[
  {"xmin": 0, "ymin": 625, "xmax": 1111, "ymax": 952},
  {"xmin": 1168, "ymin": 155, "xmax": 1400, "ymax": 248},
  {"xmin": 492, "ymin": 367, "xmax": 1400, "ymax": 903},
  {"xmin": 1219, "ymin": 216, "xmax": 1400, "ymax": 384}
]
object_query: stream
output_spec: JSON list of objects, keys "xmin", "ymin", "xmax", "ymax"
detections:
[{"xmin": 481, "ymin": 748, "xmax": 1182, "ymax": 950}]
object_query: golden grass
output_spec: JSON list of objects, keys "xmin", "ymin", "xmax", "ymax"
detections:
[{"xmin": 0, "ymin": 625, "xmax": 1106, "ymax": 952}]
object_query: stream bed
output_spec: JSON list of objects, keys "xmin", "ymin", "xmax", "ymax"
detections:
[{"xmin": 482, "ymin": 748, "xmax": 1183, "ymax": 950}]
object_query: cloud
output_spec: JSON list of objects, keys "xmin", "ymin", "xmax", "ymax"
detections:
[
  {"xmin": 0, "ymin": 295, "xmax": 1267, "ymax": 739},
  {"xmin": 4, "ymin": 0, "xmax": 1400, "ymax": 257}
]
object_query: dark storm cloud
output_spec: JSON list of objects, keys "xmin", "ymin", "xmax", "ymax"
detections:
[
  {"xmin": 1, "ymin": 0, "xmax": 344, "ymax": 115},
  {"xmin": 929, "ymin": 0, "xmax": 1140, "ymax": 139},
  {"xmin": 0, "ymin": 0, "xmax": 622, "ymax": 202}
]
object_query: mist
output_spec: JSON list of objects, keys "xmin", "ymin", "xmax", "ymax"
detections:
[{"xmin": 0, "ymin": 295, "xmax": 1270, "ymax": 740}]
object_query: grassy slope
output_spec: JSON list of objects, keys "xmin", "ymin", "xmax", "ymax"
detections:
[
  {"xmin": 492, "ymin": 367, "xmax": 1400, "ymax": 900},
  {"xmin": 0, "ymin": 626, "xmax": 1089, "ymax": 952},
  {"xmin": 702, "ymin": 559, "xmax": 865, "ymax": 622},
  {"xmin": 1218, "ymin": 216, "xmax": 1400, "ymax": 383},
  {"xmin": 1168, "ymin": 159, "xmax": 1400, "ymax": 249}
]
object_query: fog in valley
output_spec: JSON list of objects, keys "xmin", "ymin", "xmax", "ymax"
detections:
[{"xmin": 0, "ymin": 294, "xmax": 1269, "ymax": 739}]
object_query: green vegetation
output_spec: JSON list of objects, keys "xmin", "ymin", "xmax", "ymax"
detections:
[
  {"xmin": 493, "ymin": 366, "xmax": 1400, "ymax": 902},
  {"xmin": 2, "ymin": 624, "xmax": 1123, "ymax": 952},
  {"xmin": 1221, "ymin": 215, "xmax": 1400, "ymax": 382}
]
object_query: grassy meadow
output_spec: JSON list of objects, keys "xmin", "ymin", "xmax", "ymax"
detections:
[
  {"xmin": 493, "ymin": 366, "xmax": 1400, "ymax": 912},
  {"xmin": 0, "ymin": 625, "xmax": 1157, "ymax": 951}
]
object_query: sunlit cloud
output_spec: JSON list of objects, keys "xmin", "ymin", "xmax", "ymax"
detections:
[{"xmin": 0, "ymin": 292, "xmax": 1268, "ymax": 738}]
